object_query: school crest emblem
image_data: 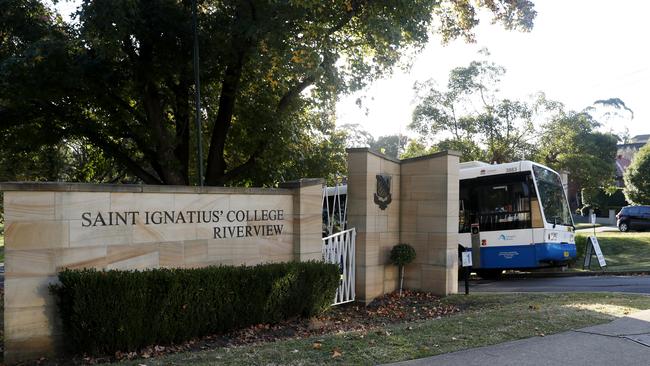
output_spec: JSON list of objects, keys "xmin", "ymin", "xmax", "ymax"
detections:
[{"xmin": 373, "ymin": 174, "xmax": 392, "ymax": 210}]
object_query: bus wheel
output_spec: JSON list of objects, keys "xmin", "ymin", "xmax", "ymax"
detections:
[{"xmin": 476, "ymin": 269, "xmax": 503, "ymax": 280}]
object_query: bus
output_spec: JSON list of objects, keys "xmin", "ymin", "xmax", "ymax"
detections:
[{"xmin": 459, "ymin": 160, "xmax": 576, "ymax": 278}]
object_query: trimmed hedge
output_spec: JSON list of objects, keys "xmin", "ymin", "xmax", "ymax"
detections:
[
  {"xmin": 574, "ymin": 235, "xmax": 588, "ymax": 264},
  {"xmin": 50, "ymin": 261, "xmax": 339, "ymax": 355}
]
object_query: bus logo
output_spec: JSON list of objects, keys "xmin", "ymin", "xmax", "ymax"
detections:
[{"xmin": 498, "ymin": 234, "xmax": 515, "ymax": 241}]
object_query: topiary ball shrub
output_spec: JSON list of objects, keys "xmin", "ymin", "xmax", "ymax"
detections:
[
  {"xmin": 390, "ymin": 243, "xmax": 416, "ymax": 266},
  {"xmin": 390, "ymin": 243, "xmax": 416, "ymax": 296}
]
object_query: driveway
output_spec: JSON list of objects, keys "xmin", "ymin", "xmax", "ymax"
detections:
[
  {"xmin": 467, "ymin": 275, "xmax": 650, "ymax": 294},
  {"xmin": 575, "ymin": 225, "xmax": 619, "ymax": 233}
]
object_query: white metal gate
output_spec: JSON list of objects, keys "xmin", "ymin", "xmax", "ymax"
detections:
[
  {"xmin": 322, "ymin": 228, "xmax": 355, "ymax": 305},
  {"xmin": 322, "ymin": 179, "xmax": 347, "ymax": 237}
]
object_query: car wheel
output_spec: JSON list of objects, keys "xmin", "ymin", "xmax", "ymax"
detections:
[{"xmin": 619, "ymin": 221, "xmax": 629, "ymax": 232}]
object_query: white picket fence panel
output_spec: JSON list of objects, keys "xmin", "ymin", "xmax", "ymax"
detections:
[{"xmin": 322, "ymin": 228, "xmax": 356, "ymax": 305}]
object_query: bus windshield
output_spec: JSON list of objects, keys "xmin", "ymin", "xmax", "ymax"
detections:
[{"xmin": 532, "ymin": 165, "xmax": 572, "ymax": 226}]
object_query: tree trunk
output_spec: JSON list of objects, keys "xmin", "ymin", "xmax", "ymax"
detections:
[
  {"xmin": 399, "ymin": 265, "xmax": 404, "ymax": 296},
  {"xmin": 204, "ymin": 59, "xmax": 244, "ymax": 186},
  {"xmin": 142, "ymin": 82, "xmax": 187, "ymax": 185}
]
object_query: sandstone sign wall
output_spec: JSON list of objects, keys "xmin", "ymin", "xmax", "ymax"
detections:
[{"xmin": 1, "ymin": 180, "xmax": 322, "ymax": 363}]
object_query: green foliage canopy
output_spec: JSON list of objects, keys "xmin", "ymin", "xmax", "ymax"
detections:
[
  {"xmin": 390, "ymin": 243, "xmax": 416, "ymax": 267},
  {"xmin": 1, "ymin": 0, "xmax": 536, "ymax": 186},
  {"xmin": 624, "ymin": 143, "xmax": 650, "ymax": 205},
  {"xmin": 339, "ymin": 124, "xmax": 407, "ymax": 158},
  {"xmin": 407, "ymin": 54, "xmax": 619, "ymax": 197},
  {"xmin": 581, "ymin": 187, "xmax": 627, "ymax": 213},
  {"xmin": 536, "ymin": 110, "xmax": 618, "ymax": 193},
  {"xmin": 409, "ymin": 58, "xmax": 538, "ymax": 163}
]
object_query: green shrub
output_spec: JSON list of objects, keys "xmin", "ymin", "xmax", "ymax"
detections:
[
  {"xmin": 581, "ymin": 187, "xmax": 628, "ymax": 216},
  {"xmin": 574, "ymin": 235, "xmax": 588, "ymax": 263},
  {"xmin": 390, "ymin": 243, "xmax": 416, "ymax": 296},
  {"xmin": 50, "ymin": 261, "xmax": 339, "ymax": 356},
  {"xmin": 389, "ymin": 243, "xmax": 416, "ymax": 266}
]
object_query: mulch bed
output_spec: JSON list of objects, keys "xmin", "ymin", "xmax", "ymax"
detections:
[{"xmin": 28, "ymin": 290, "xmax": 460, "ymax": 365}]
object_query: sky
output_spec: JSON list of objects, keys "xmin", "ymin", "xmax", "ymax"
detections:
[{"xmin": 336, "ymin": 0, "xmax": 650, "ymax": 139}]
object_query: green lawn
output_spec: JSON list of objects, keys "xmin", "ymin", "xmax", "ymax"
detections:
[
  {"xmin": 111, "ymin": 293, "xmax": 650, "ymax": 366},
  {"xmin": 576, "ymin": 231, "xmax": 650, "ymax": 272}
]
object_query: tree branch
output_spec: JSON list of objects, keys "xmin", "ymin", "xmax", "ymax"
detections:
[
  {"xmin": 84, "ymin": 129, "xmax": 163, "ymax": 185},
  {"xmin": 222, "ymin": 71, "xmax": 321, "ymax": 183},
  {"xmin": 208, "ymin": 2, "xmax": 365, "ymax": 185}
]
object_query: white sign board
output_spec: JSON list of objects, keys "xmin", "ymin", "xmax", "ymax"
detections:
[
  {"xmin": 583, "ymin": 236, "xmax": 607, "ymax": 269},
  {"xmin": 591, "ymin": 236, "xmax": 607, "ymax": 267},
  {"xmin": 591, "ymin": 213, "xmax": 597, "ymax": 225},
  {"xmin": 461, "ymin": 251, "xmax": 473, "ymax": 267}
]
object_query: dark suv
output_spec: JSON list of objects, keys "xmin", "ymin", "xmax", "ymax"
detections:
[{"xmin": 616, "ymin": 206, "xmax": 650, "ymax": 232}]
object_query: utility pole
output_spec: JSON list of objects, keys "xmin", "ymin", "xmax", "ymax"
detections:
[{"xmin": 192, "ymin": 0, "xmax": 204, "ymax": 186}]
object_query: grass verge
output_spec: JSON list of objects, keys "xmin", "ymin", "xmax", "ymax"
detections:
[
  {"xmin": 576, "ymin": 231, "xmax": 650, "ymax": 271},
  {"xmin": 112, "ymin": 293, "xmax": 650, "ymax": 366}
]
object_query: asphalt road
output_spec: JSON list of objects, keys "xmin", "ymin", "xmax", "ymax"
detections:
[{"xmin": 467, "ymin": 275, "xmax": 650, "ymax": 294}]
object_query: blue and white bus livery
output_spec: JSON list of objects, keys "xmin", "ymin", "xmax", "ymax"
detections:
[{"xmin": 458, "ymin": 160, "xmax": 576, "ymax": 277}]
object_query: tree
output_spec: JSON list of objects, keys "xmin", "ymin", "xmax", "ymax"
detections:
[
  {"xmin": 410, "ymin": 57, "xmax": 538, "ymax": 163},
  {"xmin": 2, "ymin": 0, "xmax": 537, "ymax": 186},
  {"xmin": 339, "ymin": 123, "xmax": 421, "ymax": 159},
  {"xmin": 400, "ymin": 139, "xmax": 429, "ymax": 159},
  {"xmin": 339, "ymin": 123, "xmax": 374, "ymax": 148},
  {"xmin": 536, "ymin": 108, "xmax": 619, "ymax": 194},
  {"xmin": 581, "ymin": 187, "xmax": 627, "ymax": 214},
  {"xmin": 0, "ymin": 125, "xmax": 132, "ymax": 184},
  {"xmin": 369, "ymin": 135, "xmax": 408, "ymax": 159},
  {"xmin": 624, "ymin": 143, "xmax": 650, "ymax": 205}
]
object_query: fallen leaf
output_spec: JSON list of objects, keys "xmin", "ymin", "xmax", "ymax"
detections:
[
  {"xmin": 332, "ymin": 349, "xmax": 342, "ymax": 358},
  {"xmin": 313, "ymin": 342, "xmax": 322, "ymax": 350}
]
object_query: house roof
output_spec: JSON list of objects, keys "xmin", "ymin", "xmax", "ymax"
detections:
[{"xmin": 631, "ymin": 134, "xmax": 650, "ymax": 143}]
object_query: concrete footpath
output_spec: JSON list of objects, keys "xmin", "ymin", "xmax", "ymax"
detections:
[{"xmin": 385, "ymin": 310, "xmax": 650, "ymax": 366}]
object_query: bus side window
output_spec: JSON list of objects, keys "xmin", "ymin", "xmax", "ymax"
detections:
[{"xmin": 474, "ymin": 173, "xmax": 533, "ymax": 232}]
